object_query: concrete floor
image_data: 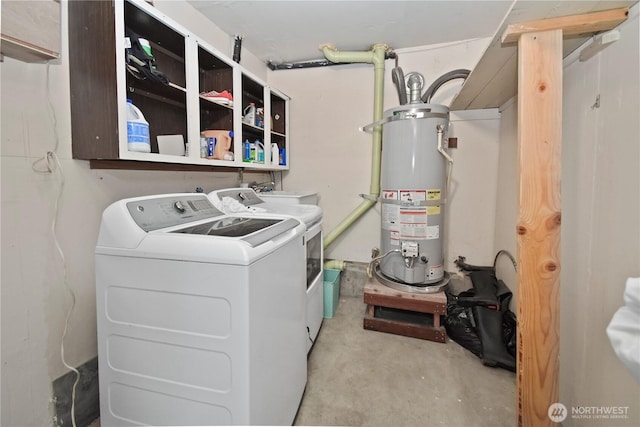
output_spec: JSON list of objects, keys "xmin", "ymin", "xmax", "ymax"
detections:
[{"xmin": 294, "ymin": 295, "xmax": 516, "ymax": 427}]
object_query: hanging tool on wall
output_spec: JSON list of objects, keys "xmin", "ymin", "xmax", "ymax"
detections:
[{"xmin": 233, "ymin": 35, "xmax": 243, "ymax": 63}]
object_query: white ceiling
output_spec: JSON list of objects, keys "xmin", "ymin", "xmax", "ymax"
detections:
[{"xmin": 187, "ymin": 0, "xmax": 515, "ymax": 64}]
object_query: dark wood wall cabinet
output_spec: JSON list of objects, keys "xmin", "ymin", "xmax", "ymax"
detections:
[{"xmin": 68, "ymin": 0, "xmax": 289, "ymax": 171}]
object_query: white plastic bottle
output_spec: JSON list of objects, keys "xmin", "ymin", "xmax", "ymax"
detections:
[
  {"xmin": 127, "ymin": 99, "xmax": 150, "ymax": 152},
  {"xmin": 243, "ymin": 103, "xmax": 256, "ymax": 125},
  {"xmin": 255, "ymin": 141, "xmax": 264, "ymax": 163}
]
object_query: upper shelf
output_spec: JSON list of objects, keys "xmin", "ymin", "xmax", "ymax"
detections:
[{"xmin": 450, "ymin": 0, "xmax": 637, "ymax": 111}]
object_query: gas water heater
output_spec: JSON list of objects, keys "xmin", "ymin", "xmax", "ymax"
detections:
[{"xmin": 375, "ymin": 72, "xmax": 455, "ymax": 291}]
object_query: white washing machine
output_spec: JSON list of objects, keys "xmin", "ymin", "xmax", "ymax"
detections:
[
  {"xmin": 95, "ymin": 193, "xmax": 307, "ymax": 426},
  {"xmin": 208, "ymin": 188, "xmax": 323, "ymax": 353}
]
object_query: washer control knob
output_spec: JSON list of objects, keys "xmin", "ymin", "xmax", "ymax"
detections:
[{"xmin": 173, "ymin": 201, "xmax": 186, "ymax": 213}]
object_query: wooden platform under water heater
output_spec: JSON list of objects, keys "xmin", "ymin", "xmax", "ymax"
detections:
[{"xmin": 363, "ymin": 278, "xmax": 447, "ymax": 343}]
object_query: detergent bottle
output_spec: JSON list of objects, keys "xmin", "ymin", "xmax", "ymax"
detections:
[
  {"xmin": 255, "ymin": 140, "xmax": 264, "ymax": 163},
  {"xmin": 201, "ymin": 130, "xmax": 234, "ymax": 160},
  {"xmin": 249, "ymin": 141, "xmax": 256, "ymax": 162},
  {"xmin": 126, "ymin": 99, "xmax": 150, "ymax": 152}
]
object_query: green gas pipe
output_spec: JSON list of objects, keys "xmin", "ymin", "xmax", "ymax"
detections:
[{"xmin": 321, "ymin": 44, "xmax": 388, "ymax": 249}]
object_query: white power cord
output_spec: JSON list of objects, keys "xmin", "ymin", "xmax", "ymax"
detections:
[
  {"xmin": 50, "ymin": 153, "xmax": 80, "ymax": 427},
  {"xmin": 33, "ymin": 63, "xmax": 80, "ymax": 427}
]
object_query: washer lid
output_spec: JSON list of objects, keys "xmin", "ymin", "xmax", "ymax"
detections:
[{"xmin": 172, "ymin": 216, "xmax": 299, "ymax": 247}]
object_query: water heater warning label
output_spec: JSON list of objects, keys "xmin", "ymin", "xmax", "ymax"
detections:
[
  {"xmin": 382, "ymin": 191, "xmax": 399, "ymax": 231},
  {"xmin": 400, "ymin": 190, "xmax": 426, "ymax": 203},
  {"xmin": 382, "ymin": 190, "xmax": 398, "ymax": 200},
  {"xmin": 427, "ymin": 205, "xmax": 441, "ymax": 215},
  {"xmin": 382, "ymin": 190, "xmax": 430, "ymax": 241},
  {"xmin": 399, "ymin": 207, "xmax": 428, "ymax": 239},
  {"xmin": 427, "ymin": 189, "xmax": 441, "ymax": 200}
]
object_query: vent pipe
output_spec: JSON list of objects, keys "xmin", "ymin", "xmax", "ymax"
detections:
[{"xmin": 319, "ymin": 43, "xmax": 389, "ymax": 250}]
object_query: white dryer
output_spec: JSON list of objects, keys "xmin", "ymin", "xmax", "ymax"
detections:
[
  {"xmin": 95, "ymin": 193, "xmax": 307, "ymax": 426},
  {"xmin": 208, "ymin": 188, "xmax": 323, "ymax": 353}
]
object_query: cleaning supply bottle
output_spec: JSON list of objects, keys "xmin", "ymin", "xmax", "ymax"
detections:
[
  {"xmin": 201, "ymin": 130, "xmax": 234, "ymax": 160},
  {"xmin": 243, "ymin": 103, "xmax": 256, "ymax": 125},
  {"xmin": 207, "ymin": 137, "xmax": 216, "ymax": 157},
  {"xmin": 249, "ymin": 141, "xmax": 256, "ymax": 162},
  {"xmin": 243, "ymin": 139, "xmax": 251, "ymax": 162},
  {"xmin": 126, "ymin": 99, "xmax": 150, "ymax": 152},
  {"xmin": 255, "ymin": 140, "xmax": 264, "ymax": 163},
  {"xmin": 271, "ymin": 143, "xmax": 279, "ymax": 165},
  {"xmin": 255, "ymin": 107, "xmax": 264, "ymax": 128}
]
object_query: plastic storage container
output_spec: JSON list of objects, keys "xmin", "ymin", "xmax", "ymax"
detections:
[
  {"xmin": 126, "ymin": 99, "xmax": 150, "ymax": 152},
  {"xmin": 323, "ymin": 269, "xmax": 341, "ymax": 318}
]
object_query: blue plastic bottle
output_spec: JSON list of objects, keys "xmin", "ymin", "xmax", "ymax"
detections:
[{"xmin": 243, "ymin": 139, "xmax": 251, "ymax": 162}]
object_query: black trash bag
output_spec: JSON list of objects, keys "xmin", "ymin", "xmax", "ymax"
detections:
[
  {"xmin": 125, "ymin": 28, "xmax": 169, "ymax": 85},
  {"xmin": 445, "ymin": 256, "xmax": 518, "ymax": 372},
  {"xmin": 502, "ymin": 309, "xmax": 517, "ymax": 359},
  {"xmin": 445, "ymin": 293, "xmax": 483, "ymax": 358}
]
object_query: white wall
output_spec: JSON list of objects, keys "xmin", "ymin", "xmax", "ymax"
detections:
[
  {"xmin": 268, "ymin": 38, "xmax": 502, "ymax": 270},
  {"xmin": 0, "ymin": 1, "xmax": 269, "ymax": 425},
  {"xmin": 494, "ymin": 97, "xmax": 518, "ymax": 309},
  {"xmin": 447, "ymin": 109, "xmax": 501, "ymax": 271},
  {"xmin": 560, "ymin": 6, "xmax": 640, "ymax": 423},
  {"xmin": 494, "ymin": 5, "xmax": 640, "ymax": 423}
]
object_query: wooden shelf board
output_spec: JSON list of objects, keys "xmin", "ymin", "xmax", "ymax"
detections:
[{"xmin": 450, "ymin": 0, "xmax": 636, "ymax": 111}]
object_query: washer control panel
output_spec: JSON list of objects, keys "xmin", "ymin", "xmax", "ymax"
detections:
[
  {"xmin": 127, "ymin": 195, "xmax": 223, "ymax": 232},
  {"xmin": 213, "ymin": 188, "xmax": 264, "ymax": 206}
]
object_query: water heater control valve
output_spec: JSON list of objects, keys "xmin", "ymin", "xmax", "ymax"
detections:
[{"xmin": 401, "ymin": 241, "xmax": 419, "ymax": 258}]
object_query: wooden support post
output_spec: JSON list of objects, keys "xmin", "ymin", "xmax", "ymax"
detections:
[
  {"xmin": 516, "ymin": 29, "xmax": 562, "ymax": 427},
  {"xmin": 499, "ymin": 7, "xmax": 627, "ymax": 427}
]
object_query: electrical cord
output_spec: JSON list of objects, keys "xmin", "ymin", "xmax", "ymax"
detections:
[
  {"xmin": 493, "ymin": 249, "xmax": 517, "ymax": 272},
  {"xmin": 34, "ymin": 62, "xmax": 80, "ymax": 427},
  {"xmin": 51, "ymin": 153, "xmax": 80, "ymax": 427}
]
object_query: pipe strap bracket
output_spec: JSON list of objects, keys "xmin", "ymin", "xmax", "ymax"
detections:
[
  {"xmin": 360, "ymin": 109, "xmax": 449, "ymax": 133},
  {"xmin": 359, "ymin": 193, "xmax": 379, "ymax": 202}
]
